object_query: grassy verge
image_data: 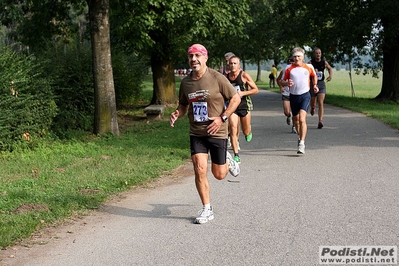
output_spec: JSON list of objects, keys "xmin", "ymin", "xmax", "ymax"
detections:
[{"xmin": 0, "ymin": 77, "xmax": 189, "ymax": 248}]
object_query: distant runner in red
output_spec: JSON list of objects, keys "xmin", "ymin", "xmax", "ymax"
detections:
[{"xmin": 281, "ymin": 47, "xmax": 318, "ymax": 154}]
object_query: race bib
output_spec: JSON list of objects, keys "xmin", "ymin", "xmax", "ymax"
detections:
[
  {"xmin": 192, "ymin": 102, "xmax": 208, "ymax": 122},
  {"xmin": 317, "ymin": 71, "xmax": 323, "ymax": 80}
]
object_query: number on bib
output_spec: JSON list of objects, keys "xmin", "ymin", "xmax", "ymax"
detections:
[
  {"xmin": 317, "ymin": 71, "xmax": 323, "ymax": 80},
  {"xmin": 193, "ymin": 102, "xmax": 209, "ymax": 122}
]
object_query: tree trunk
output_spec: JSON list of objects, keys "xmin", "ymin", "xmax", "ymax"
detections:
[
  {"xmin": 150, "ymin": 53, "xmax": 177, "ymax": 105},
  {"xmin": 376, "ymin": 19, "xmax": 399, "ymax": 102},
  {"xmin": 88, "ymin": 0, "xmax": 119, "ymax": 136},
  {"xmin": 256, "ymin": 60, "xmax": 262, "ymax": 82},
  {"xmin": 348, "ymin": 62, "xmax": 355, "ymax": 97}
]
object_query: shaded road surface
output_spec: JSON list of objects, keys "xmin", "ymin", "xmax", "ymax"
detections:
[{"xmin": 1, "ymin": 90, "xmax": 399, "ymax": 266}]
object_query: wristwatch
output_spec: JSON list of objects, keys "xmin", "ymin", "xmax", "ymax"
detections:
[{"xmin": 221, "ymin": 113, "xmax": 228, "ymax": 123}]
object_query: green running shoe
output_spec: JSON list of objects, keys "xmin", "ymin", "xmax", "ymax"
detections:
[
  {"xmin": 234, "ymin": 155, "xmax": 241, "ymax": 164},
  {"xmin": 245, "ymin": 132, "xmax": 252, "ymax": 142}
]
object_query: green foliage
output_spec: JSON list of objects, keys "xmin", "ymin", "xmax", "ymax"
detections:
[
  {"xmin": 241, "ymin": 0, "xmax": 286, "ymax": 65},
  {"xmin": 111, "ymin": 0, "xmax": 252, "ymax": 63},
  {"xmin": 110, "ymin": 0, "xmax": 252, "ymax": 104},
  {"xmin": 279, "ymin": 0, "xmax": 398, "ymax": 68},
  {"xmin": 1, "ymin": 38, "xmax": 149, "ymax": 138},
  {"xmin": 39, "ymin": 42, "xmax": 95, "ymax": 136},
  {"xmin": 111, "ymin": 51, "xmax": 148, "ymax": 106},
  {"xmin": 0, "ymin": 0, "xmax": 87, "ymax": 53},
  {"xmin": 33, "ymin": 40, "xmax": 149, "ymax": 136},
  {"xmin": 0, "ymin": 47, "xmax": 57, "ymax": 151},
  {"xmin": 40, "ymin": 40, "xmax": 151, "ymax": 135}
]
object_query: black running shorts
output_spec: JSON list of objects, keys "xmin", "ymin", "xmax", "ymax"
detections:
[{"xmin": 190, "ymin": 136, "xmax": 227, "ymax": 165}]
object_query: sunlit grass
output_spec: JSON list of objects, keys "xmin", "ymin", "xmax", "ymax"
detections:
[
  {"xmin": 248, "ymin": 69, "xmax": 382, "ymax": 98},
  {"xmin": 247, "ymin": 69, "xmax": 398, "ymax": 130},
  {"xmin": 0, "ymin": 80, "xmax": 190, "ymax": 248}
]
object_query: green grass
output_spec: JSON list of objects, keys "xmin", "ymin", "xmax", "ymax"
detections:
[
  {"xmin": 248, "ymin": 69, "xmax": 399, "ymax": 129},
  {"xmin": 0, "ymin": 70, "xmax": 398, "ymax": 249},
  {"xmin": 0, "ymin": 97, "xmax": 190, "ymax": 248}
]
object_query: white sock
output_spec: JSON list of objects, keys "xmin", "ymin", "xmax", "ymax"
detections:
[
  {"xmin": 204, "ymin": 204, "xmax": 211, "ymax": 210},
  {"xmin": 299, "ymin": 140, "xmax": 305, "ymax": 145}
]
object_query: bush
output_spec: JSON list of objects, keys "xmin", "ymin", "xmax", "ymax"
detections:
[
  {"xmin": 0, "ymin": 47, "xmax": 57, "ymax": 151},
  {"xmin": 111, "ymin": 51, "xmax": 147, "ymax": 106},
  {"xmin": 40, "ymin": 41, "xmax": 148, "ymax": 137},
  {"xmin": 40, "ymin": 43, "xmax": 95, "ymax": 137}
]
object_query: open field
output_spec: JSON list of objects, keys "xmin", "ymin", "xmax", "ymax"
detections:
[
  {"xmin": 246, "ymin": 68, "xmax": 382, "ymax": 98},
  {"xmin": 246, "ymin": 68, "xmax": 398, "ymax": 129}
]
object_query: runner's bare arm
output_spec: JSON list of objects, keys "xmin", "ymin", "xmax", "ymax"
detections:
[{"xmin": 170, "ymin": 104, "xmax": 188, "ymax": 127}]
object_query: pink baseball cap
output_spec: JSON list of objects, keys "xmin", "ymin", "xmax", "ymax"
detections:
[{"xmin": 187, "ymin": 44, "xmax": 208, "ymax": 56}]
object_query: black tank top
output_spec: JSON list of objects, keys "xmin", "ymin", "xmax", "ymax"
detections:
[
  {"xmin": 227, "ymin": 70, "xmax": 245, "ymax": 92},
  {"xmin": 227, "ymin": 70, "xmax": 251, "ymax": 111},
  {"xmin": 310, "ymin": 59, "xmax": 326, "ymax": 81}
]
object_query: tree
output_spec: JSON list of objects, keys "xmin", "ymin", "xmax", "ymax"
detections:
[
  {"xmin": 235, "ymin": 0, "xmax": 304, "ymax": 82},
  {"xmin": 110, "ymin": 0, "xmax": 251, "ymax": 105},
  {"xmin": 238, "ymin": 0, "xmax": 273, "ymax": 81},
  {"xmin": 244, "ymin": 0, "xmax": 286, "ymax": 81},
  {"xmin": 282, "ymin": 0, "xmax": 399, "ymax": 102},
  {"xmin": 88, "ymin": 0, "xmax": 119, "ymax": 135},
  {"xmin": 373, "ymin": 1, "xmax": 399, "ymax": 101},
  {"xmin": 0, "ymin": 0, "xmax": 120, "ymax": 135}
]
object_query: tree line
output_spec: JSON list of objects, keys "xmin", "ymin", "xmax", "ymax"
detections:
[{"xmin": 0, "ymin": 0, "xmax": 397, "ymax": 141}]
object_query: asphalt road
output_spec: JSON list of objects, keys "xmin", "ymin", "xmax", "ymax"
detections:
[{"xmin": 1, "ymin": 89, "xmax": 399, "ymax": 266}]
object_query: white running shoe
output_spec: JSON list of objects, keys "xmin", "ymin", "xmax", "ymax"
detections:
[
  {"xmin": 194, "ymin": 207, "xmax": 214, "ymax": 224},
  {"xmin": 297, "ymin": 142, "xmax": 305, "ymax": 154},
  {"xmin": 226, "ymin": 151, "xmax": 240, "ymax": 177},
  {"xmin": 291, "ymin": 126, "xmax": 297, "ymax": 134}
]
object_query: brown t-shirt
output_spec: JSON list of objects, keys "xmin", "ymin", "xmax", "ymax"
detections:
[{"xmin": 179, "ymin": 68, "xmax": 237, "ymax": 139}]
